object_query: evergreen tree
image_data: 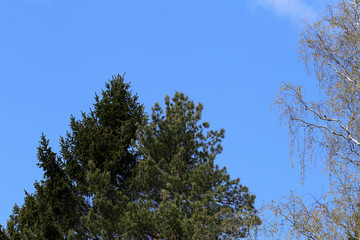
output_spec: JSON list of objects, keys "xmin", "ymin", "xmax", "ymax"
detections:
[
  {"xmin": 4, "ymin": 75, "xmax": 145, "ymax": 239},
  {"xmin": 0, "ymin": 225, "xmax": 9, "ymax": 240},
  {"xmin": 6, "ymin": 205, "xmax": 21, "ymax": 240},
  {"xmin": 4, "ymin": 76, "xmax": 260, "ymax": 239},
  {"xmin": 59, "ymin": 74, "xmax": 145, "ymax": 238},
  {"xmin": 124, "ymin": 92, "xmax": 261, "ymax": 239},
  {"xmin": 7, "ymin": 135, "xmax": 86, "ymax": 240},
  {"xmin": 83, "ymin": 160, "xmax": 131, "ymax": 239},
  {"xmin": 60, "ymin": 74, "xmax": 145, "ymax": 194}
]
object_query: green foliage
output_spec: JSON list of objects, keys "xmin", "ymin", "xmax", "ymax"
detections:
[
  {"xmin": 59, "ymin": 74, "xmax": 145, "ymax": 239},
  {"xmin": 83, "ymin": 160, "xmax": 130, "ymax": 239},
  {"xmin": 7, "ymin": 135, "xmax": 86, "ymax": 240},
  {"xmin": 4, "ymin": 75, "xmax": 144, "ymax": 239},
  {"xmin": 0, "ymin": 225, "xmax": 8, "ymax": 240},
  {"xmin": 124, "ymin": 92, "xmax": 261, "ymax": 239},
  {"xmin": 5, "ymin": 205, "xmax": 20, "ymax": 240},
  {"xmin": 3, "ymin": 76, "xmax": 260, "ymax": 239},
  {"xmin": 60, "ymin": 74, "xmax": 145, "ymax": 194}
]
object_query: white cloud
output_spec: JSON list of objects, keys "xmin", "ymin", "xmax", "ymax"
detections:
[{"xmin": 256, "ymin": 0, "xmax": 316, "ymax": 21}]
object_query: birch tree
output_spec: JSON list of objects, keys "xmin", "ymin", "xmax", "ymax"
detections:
[{"xmin": 272, "ymin": 0, "xmax": 360, "ymax": 239}]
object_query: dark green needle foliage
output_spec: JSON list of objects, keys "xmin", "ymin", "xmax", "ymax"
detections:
[
  {"xmin": 60, "ymin": 74, "xmax": 145, "ymax": 194},
  {"xmin": 0, "ymin": 224, "xmax": 9, "ymax": 240},
  {"xmin": 5, "ymin": 205, "xmax": 20, "ymax": 240},
  {"xmin": 4, "ymin": 75, "xmax": 145, "ymax": 239},
  {"xmin": 59, "ymin": 74, "xmax": 145, "ymax": 238},
  {"xmin": 125, "ymin": 92, "xmax": 261, "ymax": 239},
  {"xmin": 3, "ymin": 76, "xmax": 260, "ymax": 239},
  {"xmin": 5, "ymin": 136, "xmax": 85, "ymax": 240}
]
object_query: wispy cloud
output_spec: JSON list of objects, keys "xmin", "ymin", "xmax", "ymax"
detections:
[{"xmin": 255, "ymin": 0, "xmax": 316, "ymax": 21}]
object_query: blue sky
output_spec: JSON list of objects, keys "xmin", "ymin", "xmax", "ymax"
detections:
[{"xmin": 1, "ymin": 0, "xmax": 330, "ymax": 227}]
